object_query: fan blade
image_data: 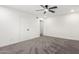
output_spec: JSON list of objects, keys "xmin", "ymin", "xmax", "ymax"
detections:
[
  {"xmin": 36, "ymin": 9, "xmax": 44, "ymax": 11},
  {"xmin": 44, "ymin": 11, "xmax": 46, "ymax": 14},
  {"xmin": 40, "ymin": 5, "xmax": 45, "ymax": 8},
  {"xmin": 49, "ymin": 6, "xmax": 57, "ymax": 9},
  {"xmin": 45, "ymin": 5, "xmax": 48, "ymax": 8},
  {"xmin": 49, "ymin": 10, "xmax": 55, "ymax": 13}
]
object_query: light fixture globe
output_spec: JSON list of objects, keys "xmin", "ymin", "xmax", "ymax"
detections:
[{"xmin": 70, "ymin": 9, "xmax": 75, "ymax": 12}]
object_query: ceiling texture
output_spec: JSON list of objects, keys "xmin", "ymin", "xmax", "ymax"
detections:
[{"xmin": 5, "ymin": 5, "xmax": 79, "ymax": 17}]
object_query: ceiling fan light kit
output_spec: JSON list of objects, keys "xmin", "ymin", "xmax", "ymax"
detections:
[{"xmin": 36, "ymin": 5, "xmax": 58, "ymax": 14}]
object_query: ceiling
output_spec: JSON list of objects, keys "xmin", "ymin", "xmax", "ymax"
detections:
[{"xmin": 5, "ymin": 5, "xmax": 79, "ymax": 17}]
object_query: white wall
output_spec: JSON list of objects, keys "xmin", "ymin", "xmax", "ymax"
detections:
[
  {"xmin": 0, "ymin": 6, "xmax": 40, "ymax": 47},
  {"xmin": 44, "ymin": 12, "xmax": 79, "ymax": 40}
]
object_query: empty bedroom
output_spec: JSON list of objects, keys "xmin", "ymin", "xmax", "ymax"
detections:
[{"xmin": 0, "ymin": 5, "xmax": 79, "ymax": 54}]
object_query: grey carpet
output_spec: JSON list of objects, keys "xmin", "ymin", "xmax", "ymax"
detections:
[{"xmin": 0, "ymin": 36, "xmax": 79, "ymax": 54}]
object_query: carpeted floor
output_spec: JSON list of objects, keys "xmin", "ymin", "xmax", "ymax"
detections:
[{"xmin": 0, "ymin": 36, "xmax": 79, "ymax": 54}]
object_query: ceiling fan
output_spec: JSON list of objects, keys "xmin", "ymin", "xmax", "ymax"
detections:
[{"xmin": 36, "ymin": 5, "xmax": 58, "ymax": 14}]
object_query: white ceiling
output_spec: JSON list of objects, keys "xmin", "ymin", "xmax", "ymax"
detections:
[{"xmin": 5, "ymin": 5, "xmax": 79, "ymax": 17}]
